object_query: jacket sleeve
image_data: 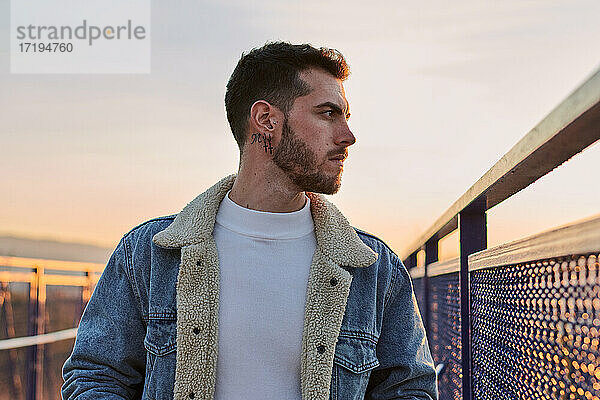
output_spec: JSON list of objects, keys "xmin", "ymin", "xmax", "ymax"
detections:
[
  {"xmin": 365, "ymin": 258, "xmax": 438, "ymax": 400},
  {"xmin": 62, "ymin": 236, "xmax": 147, "ymax": 399}
]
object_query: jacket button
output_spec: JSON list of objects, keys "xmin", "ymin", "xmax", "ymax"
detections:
[
  {"xmin": 317, "ymin": 345, "xmax": 326, "ymax": 354},
  {"xmin": 193, "ymin": 327, "xmax": 200, "ymax": 334},
  {"xmin": 329, "ymin": 278, "xmax": 338, "ymax": 286},
  {"xmin": 189, "ymin": 392, "xmax": 195, "ymax": 399},
  {"xmin": 196, "ymin": 260, "xmax": 202, "ymax": 266}
]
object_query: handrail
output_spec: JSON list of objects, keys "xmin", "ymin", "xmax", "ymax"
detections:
[
  {"xmin": 0, "ymin": 328, "xmax": 77, "ymax": 350},
  {"xmin": 410, "ymin": 257, "xmax": 460, "ymax": 279},
  {"xmin": 401, "ymin": 68, "xmax": 600, "ymax": 263},
  {"xmin": 400, "ymin": 68, "xmax": 600, "ymax": 400},
  {"xmin": 0, "ymin": 256, "xmax": 104, "ymax": 285},
  {"xmin": 409, "ymin": 215, "xmax": 600, "ymax": 275},
  {"xmin": 0, "ymin": 256, "xmax": 105, "ymax": 273}
]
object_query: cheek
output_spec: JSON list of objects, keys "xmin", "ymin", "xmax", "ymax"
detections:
[
  {"xmin": 305, "ymin": 134, "xmax": 329, "ymax": 153},
  {"xmin": 293, "ymin": 119, "xmax": 334, "ymax": 153},
  {"xmin": 297, "ymin": 115, "xmax": 327, "ymax": 133}
]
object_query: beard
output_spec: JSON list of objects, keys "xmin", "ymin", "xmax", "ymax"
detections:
[{"xmin": 272, "ymin": 119, "xmax": 344, "ymax": 195}]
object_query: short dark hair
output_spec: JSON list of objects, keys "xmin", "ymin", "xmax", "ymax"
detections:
[{"xmin": 225, "ymin": 41, "xmax": 350, "ymax": 151}]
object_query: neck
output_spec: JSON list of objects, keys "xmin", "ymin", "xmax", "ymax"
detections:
[{"xmin": 229, "ymin": 161, "xmax": 306, "ymax": 213}]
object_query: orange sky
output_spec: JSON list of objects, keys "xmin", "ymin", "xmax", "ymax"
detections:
[{"xmin": 1, "ymin": 0, "xmax": 599, "ymax": 262}]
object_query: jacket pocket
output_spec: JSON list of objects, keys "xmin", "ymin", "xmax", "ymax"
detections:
[
  {"xmin": 143, "ymin": 319, "xmax": 177, "ymax": 400},
  {"xmin": 144, "ymin": 319, "xmax": 177, "ymax": 356},
  {"xmin": 331, "ymin": 335, "xmax": 379, "ymax": 400},
  {"xmin": 334, "ymin": 335, "xmax": 379, "ymax": 373}
]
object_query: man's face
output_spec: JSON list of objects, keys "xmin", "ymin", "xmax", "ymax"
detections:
[{"xmin": 272, "ymin": 68, "xmax": 356, "ymax": 194}]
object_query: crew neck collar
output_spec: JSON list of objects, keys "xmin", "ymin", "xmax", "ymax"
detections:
[{"xmin": 215, "ymin": 190, "xmax": 314, "ymax": 239}]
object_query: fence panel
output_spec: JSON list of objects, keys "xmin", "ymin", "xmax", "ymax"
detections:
[
  {"xmin": 0, "ymin": 257, "xmax": 104, "ymax": 400},
  {"xmin": 430, "ymin": 271, "xmax": 462, "ymax": 400},
  {"xmin": 471, "ymin": 255, "xmax": 599, "ymax": 399}
]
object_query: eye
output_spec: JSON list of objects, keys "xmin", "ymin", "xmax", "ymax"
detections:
[{"xmin": 323, "ymin": 110, "xmax": 335, "ymax": 118}]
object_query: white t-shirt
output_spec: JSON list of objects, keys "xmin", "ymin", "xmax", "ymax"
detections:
[{"xmin": 213, "ymin": 190, "xmax": 316, "ymax": 399}]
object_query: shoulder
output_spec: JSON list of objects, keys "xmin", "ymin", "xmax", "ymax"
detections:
[
  {"xmin": 122, "ymin": 215, "xmax": 177, "ymax": 243},
  {"xmin": 116, "ymin": 215, "xmax": 180, "ymax": 281},
  {"xmin": 354, "ymin": 228, "xmax": 403, "ymax": 266},
  {"xmin": 118, "ymin": 215, "xmax": 179, "ymax": 262},
  {"xmin": 353, "ymin": 227, "xmax": 410, "ymax": 285}
]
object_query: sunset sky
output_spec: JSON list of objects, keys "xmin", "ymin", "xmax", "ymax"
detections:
[{"xmin": 1, "ymin": 0, "xmax": 599, "ymax": 262}]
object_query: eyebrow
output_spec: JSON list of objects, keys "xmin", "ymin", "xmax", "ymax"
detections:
[{"xmin": 314, "ymin": 101, "xmax": 351, "ymax": 119}]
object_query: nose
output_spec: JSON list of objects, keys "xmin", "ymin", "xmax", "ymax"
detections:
[{"xmin": 335, "ymin": 121, "xmax": 356, "ymax": 147}]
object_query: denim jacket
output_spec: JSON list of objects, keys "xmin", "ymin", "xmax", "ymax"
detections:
[{"xmin": 62, "ymin": 175, "xmax": 437, "ymax": 400}]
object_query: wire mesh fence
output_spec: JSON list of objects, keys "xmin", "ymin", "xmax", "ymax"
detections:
[
  {"xmin": 411, "ymin": 217, "xmax": 600, "ymax": 400},
  {"xmin": 471, "ymin": 253, "xmax": 599, "ymax": 400}
]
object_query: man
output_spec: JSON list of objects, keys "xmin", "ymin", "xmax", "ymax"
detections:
[{"xmin": 62, "ymin": 42, "xmax": 437, "ymax": 400}]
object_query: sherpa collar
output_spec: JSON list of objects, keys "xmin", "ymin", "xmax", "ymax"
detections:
[
  {"xmin": 151, "ymin": 174, "xmax": 379, "ymax": 400},
  {"xmin": 152, "ymin": 174, "xmax": 377, "ymax": 268}
]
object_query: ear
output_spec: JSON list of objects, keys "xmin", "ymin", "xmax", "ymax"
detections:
[
  {"xmin": 249, "ymin": 100, "xmax": 281, "ymax": 132},
  {"xmin": 247, "ymin": 100, "xmax": 284, "ymax": 149}
]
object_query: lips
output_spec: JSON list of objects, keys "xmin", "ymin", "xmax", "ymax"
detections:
[
  {"xmin": 328, "ymin": 152, "xmax": 347, "ymax": 161},
  {"xmin": 328, "ymin": 154, "xmax": 346, "ymax": 168}
]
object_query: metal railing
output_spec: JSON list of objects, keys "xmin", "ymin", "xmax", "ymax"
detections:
[
  {"xmin": 403, "ymin": 68, "xmax": 600, "ymax": 400},
  {"xmin": 0, "ymin": 256, "xmax": 104, "ymax": 400}
]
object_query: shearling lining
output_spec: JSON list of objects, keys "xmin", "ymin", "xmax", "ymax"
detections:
[{"xmin": 152, "ymin": 175, "xmax": 378, "ymax": 400}]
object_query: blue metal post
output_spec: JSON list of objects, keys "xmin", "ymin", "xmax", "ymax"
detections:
[
  {"xmin": 424, "ymin": 239, "xmax": 438, "ymax": 342},
  {"xmin": 459, "ymin": 200, "xmax": 487, "ymax": 400},
  {"xmin": 407, "ymin": 252, "xmax": 418, "ymax": 270}
]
